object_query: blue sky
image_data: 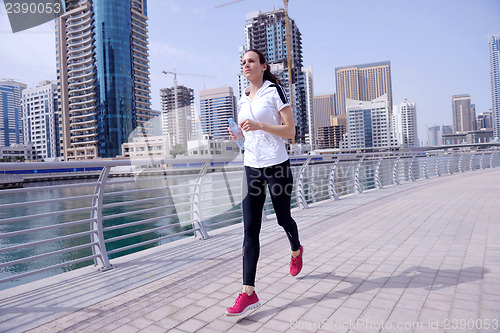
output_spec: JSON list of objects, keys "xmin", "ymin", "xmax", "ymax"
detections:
[{"xmin": 1, "ymin": 0, "xmax": 499, "ymax": 144}]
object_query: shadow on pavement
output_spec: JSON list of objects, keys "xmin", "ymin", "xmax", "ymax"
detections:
[{"xmin": 237, "ymin": 265, "xmax": 489, "ymax": 325}]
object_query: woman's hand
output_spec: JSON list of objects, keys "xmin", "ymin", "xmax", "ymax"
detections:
[
  {"xmin": 227, "ymin": 126, "xmax": 243, "ymax": 140},
  {"xmin": 238, "ymin": 106, "xmax": 295, "ymax": 139},
  {"xmin": 239, "ymin": 119, "xmax": 263, "ymax": 132}
]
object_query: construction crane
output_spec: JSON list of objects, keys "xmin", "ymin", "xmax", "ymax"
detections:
[
  {"xmin": 162, "ymin": 69, "xmax": 215, "ymax": 88},
  {"xmin": 215, "ymin": 0, "xmax": 245, "ymax": 9},
  {"xmin": 161, "ymin": 70, "xmax": 215, "ymax": 130}
]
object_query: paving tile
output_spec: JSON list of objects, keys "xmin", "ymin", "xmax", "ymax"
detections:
[
  {"xmin": 175, "ymin": 318, "xmax": 207, "ymax": 332},
  {"xmin": 109, "ymin": 324, "xmax": 140, "ymax": 333},
  {"xmin": 129, "ymin": 317, "xmax": 155, "ymax": 330},
  {"xmin": 202, "ymin": 318, "xmax": 236, "ymax": 332},
  {"xmin": 156, "ymin": 317, "xmax": 183, "ymax": 330},
  {"xmin": 138, "ymin": 324, "xmax": 167, "ymax": 333}
]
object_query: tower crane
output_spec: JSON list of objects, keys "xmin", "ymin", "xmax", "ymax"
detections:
[
  {"xmin": 161, "ymin": 70, "xmax": 215, "ymax": 137},
  {"xmin": 215, "ymin": 0, "xmax": 245, "ymax": 9},
  {"xmin": 161, "ymin": 69, "xmax": 215, "ymax": 89}
]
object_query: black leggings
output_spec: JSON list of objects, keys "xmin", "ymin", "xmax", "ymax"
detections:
[{"xmin": 242, "ymin": 159, "xmax": 301, "ymax": 287}]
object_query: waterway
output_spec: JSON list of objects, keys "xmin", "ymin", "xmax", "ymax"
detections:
[{"xmin": 0, "ymin": 170, "xmax": 245, "ymax": 290}]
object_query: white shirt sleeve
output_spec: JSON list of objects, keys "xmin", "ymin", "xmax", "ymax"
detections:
[{"xmin": 272, "ymin": 84, "xmax": 290, "ymax": 112}]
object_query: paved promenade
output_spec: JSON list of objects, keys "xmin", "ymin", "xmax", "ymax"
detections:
[{"xmin": 1, "ymin": 168, "xmax": 499, "ymax": 332}]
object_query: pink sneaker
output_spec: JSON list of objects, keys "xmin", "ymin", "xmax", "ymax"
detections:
[
  {"xmin": 290, "ymin": 245, "xmax": 303, "ymax": 276},
  {"xmin": 225, "ymin": 292, "xmax": 261, "ymax": 316}
]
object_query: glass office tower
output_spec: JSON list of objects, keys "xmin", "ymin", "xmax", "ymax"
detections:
[
  {"xmin": 57, "ymin": 0, "xmax": 152, "ymax": 160},
  {"xmin": 0, "ymin": 80, "xmax": 26, "ymax": 147}
]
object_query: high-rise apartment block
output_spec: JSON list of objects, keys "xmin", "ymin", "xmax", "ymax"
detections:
[
  {"xmin": 426, "ymin": 124, "xmax": 453, "ymax": 146},
  {"xmin": 244, "ymin": 9, "xmax": 309, "ymax": 143},
  {"xmin": 341, "ymin": 94, "xmax": 398, "ymax": 150},
  {"xmin": 427, "ymin": 125, "xmax": 442, "ymax": 146},
  {"xmin": 303, "ymin": 66, "xmax": 315, "ymax": 147},
  {"xmin": 0, "ymin": 80, "xmax": 26, "ymax": 147},
  {"xmin": 160, "ymin": 85, "xmax": 195, "ymax": 149},
  {"xmin": 21, "ymin": 81, "xmax": 59, "ymax": 161},
  {"xmin": 477, "ymin": 110, "xmax": 493, "ymax": 130},
  {"xmin": 56, "ymin": 0, "xmax": 152, "ymax": 160},
  {"xmin": 489, "ymin": 35, "xmax": 500, "ymax": 139},
  {"xmin": 336, "ymin": 62, "xmax": 393, "ymax": 118},
  {"xmin": 200, "ymin": 87, "xmax": 236, "ymax": 140},
  {"xmin": 317, "ymin": 125, "xmax": 345, "ymax": 150},
  {"xmin": 393, "ymin": 99, "xmax": 418, "ymax": 148},
  {"xmin": 314, "ymin": 94, "xmax": 336, "ymax": 128},
  {"xmin": 451, "ymin": 94, "xmax": 475, "ymax": 133}
]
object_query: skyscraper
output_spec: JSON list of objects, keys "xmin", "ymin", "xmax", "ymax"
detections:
[
  {"xmin": 393, "ymin": 99, "xmax": 418, "ymax": 148},
  {"xmin": 200, "ymin": 86, "xmax": 236, "ymax": 140},
  {"xmin": 451, "ymin": 94, "xmax": 474, "ymax": 133},
  {"xmin": 314, "ymin": 94, "xmax": 336, "ymax": 128},
  {"xmin": 244, "ymin": 9, "xmax": 308, "ymax": 143},
  {"xmin": 303, "ymin": 66, "xmax": 315, "ymax": 147},
  {"xmin": 335, "ymin": 62, "xmax": 393, "ymax": 118},
  {"xmin": 160, "ymin": 85, "xmax": 195, "ymax": 149},
  {"xmin": 22, "ymin": 81, "xmax": 59, "ymax": 160},
  {"xmin": 477, "ymin": 110, "xmax": 493, "ymax": 130},
  {"xmin": 0, "ymin": 80, "xmax": 26, "ymax": 147},
  {"xmin": 427, "ymin": 125, "xmax": 442, "ymax": 146},
  {"xmin": 56, "ymin": 0, "xmax": 152, "ymax": 160},
  {"xmin": 489, "ymin": 35, "xmax": 500, "ymax": 139},
  {"xmin": 342, "ymin": 94, "xmax": 397, "ymax": 150}
]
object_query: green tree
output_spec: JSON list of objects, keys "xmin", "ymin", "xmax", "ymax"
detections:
[{"xmin": 169, "ymin": 144, "xmax": 186, "ymax": 158}]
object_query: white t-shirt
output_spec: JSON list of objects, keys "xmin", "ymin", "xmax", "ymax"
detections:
[{"xmin": 237, "ymin": 80, "xmax": 290, "ymax": 168}]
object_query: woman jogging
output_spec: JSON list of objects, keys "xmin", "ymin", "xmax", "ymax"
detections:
[{"xmin": 225, "ymin": 49, "xmax": 303, "ymax": 316}]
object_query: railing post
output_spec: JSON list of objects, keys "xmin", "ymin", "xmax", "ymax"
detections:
[
  {"xmin": 490, "ymin": 152, "xmax": 495, "ymax": 168},
  {"xmin": 409, "ymin": 155, "xmax": 416, "ymax": 182},
  {"xmin": 392, "ymin": 156, "xmax": 401, "ymax": 185},
  {"xmin": 458, "ymin": 153, "xmax": 464, "ymax": 172},
  {"xmin": 423, "ymin": 154, "xmax": 430, "ymax": 179},
  {"xmin": 375, "ymin": 157, "xmax": 384, "ymax": 189},
  {"xmin": 435, "ymin": 155, "xmax": 441, "ymax": 177},
  {"xmin": 470, "ymin": 152, "xmax": 475, "ymax": 171},
  {"xmin": 447, "ymin": 155, "xmax": 453, "ymax": 174},
  {"xmin": 191, "ymin": 162, "xmax": 210, "ymax": 240},
  {"xmin": 354, "ymin": 156, "xmax": 364, "ymax": 194},
  {"xmin": 90, "ymin": 166, "xmax": 113, "ymax": 271},
  {"xmin": 480, "ymin": 153, "xmax": 485, "ymax": 169},
  {"xmin": 297, "ymin": 157, "xmax": 311, "ymax": 209},
  {"xmin": 328, "ymin": 157, "xmax": 341, "ymax": 200}
]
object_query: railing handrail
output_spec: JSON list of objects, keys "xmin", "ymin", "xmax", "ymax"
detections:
[{"xmin": 0, "ymin": 149, "xmax": 499, "ymax": 288}]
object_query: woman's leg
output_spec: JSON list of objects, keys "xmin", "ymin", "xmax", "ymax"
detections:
[
  {"xmin": 242, "ymin": 166, "xmax": 267, "ymax": 288},
  {"xmin": 266, "ymin": 160, "xmax": 301, "ymax": 251}
]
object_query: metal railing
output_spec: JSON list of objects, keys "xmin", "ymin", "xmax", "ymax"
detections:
[{"xmin": 0, "ymin": 150, "xmax": 499, "ymax": 287}]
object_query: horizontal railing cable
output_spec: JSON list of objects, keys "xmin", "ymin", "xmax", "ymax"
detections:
[
  {"xmin": 0, "ymin": 207, "xmax": 95, "ymax": 225},
  {"xmin": 0, "ymin": 218, "xmax": 95, "ymax": 239},
  {"xmin": 0, "ymin": 230, "xmax": 96, "ymax": 254}
]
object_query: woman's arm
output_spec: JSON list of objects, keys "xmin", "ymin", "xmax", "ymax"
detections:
[{"xmin": 239, "ymin": 105, "xmax": 296, "ymax": 139}]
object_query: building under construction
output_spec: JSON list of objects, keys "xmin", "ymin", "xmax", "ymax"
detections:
[
  {"xmin": 160, "ymin": 85, "xmax": 195, "ymax": 149},
  {"xmin": 243, "ymin": 9, "xmax": 308, "ymax": 143}
]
